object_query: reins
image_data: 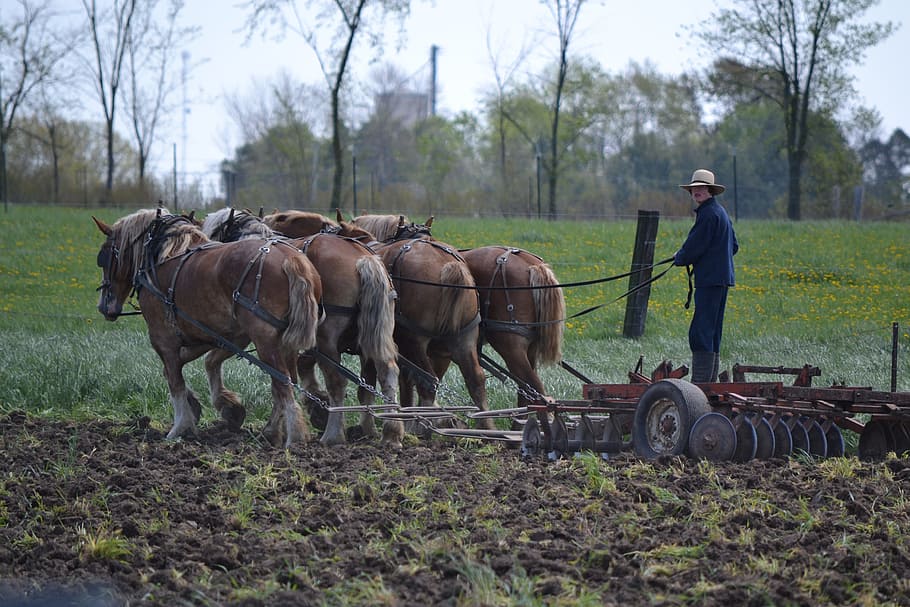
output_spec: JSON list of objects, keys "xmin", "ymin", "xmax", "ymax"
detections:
[{"xmin": 386, "ymin": 255, "xmax": 676, "ymax": 291}]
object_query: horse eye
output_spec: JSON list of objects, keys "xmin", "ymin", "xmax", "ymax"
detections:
[{"xmin": 97, "ymin": 249, "xmax": 108, "ymax": 267}]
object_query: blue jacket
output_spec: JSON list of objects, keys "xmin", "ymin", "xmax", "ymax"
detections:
[{"xmin": 674, "ymin": 197, "xmax": 738, "ymax": 287}]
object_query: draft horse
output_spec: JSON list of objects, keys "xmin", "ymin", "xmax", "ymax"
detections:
[
  {"xmin": 94, "ymin": 208, "xmax": 323, "ymax": 448},
  {"xmin": 268, "ymin": 210, "xmax": 494, "ymax": 432},
  {"xmin": 351, "ymin": 214, "xmax": 566, "ymax": 410},
  {"xmin": 201, "ymin": 208, "xmax": 401, "ymax": 447}
]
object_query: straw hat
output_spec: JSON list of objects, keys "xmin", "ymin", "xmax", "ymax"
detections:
[{"xmin": 679, "ymin": 169, "xmax": 725, "ymax": 195}]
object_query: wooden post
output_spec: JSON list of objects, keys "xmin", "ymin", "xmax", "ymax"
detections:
[{"xmin": 623, "ymin": 210, "xmax": 660, "ymax": 338}]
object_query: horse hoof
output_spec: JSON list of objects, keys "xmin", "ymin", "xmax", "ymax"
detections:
[{"xmin": 222, "ymin": 405, "xmax": 246, "ymax": 431}]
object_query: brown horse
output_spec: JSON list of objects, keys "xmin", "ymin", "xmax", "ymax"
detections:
[
  {"xmin": 201, "ymin": 208, "xmax": 402, "ymax": 447},
  {"xmin": 351, "ymin": 214, "xmax": 566, "ymax": 410},
  {"xmin": 269, "ymin": 210, "xmax": 493, "ymax": 431},
  {"xmin": 459, "ymin": 246, "xmax": 565, "ymax": 407},
  {"xmin": 93, "ymin": 208, "xmax": 323, "ymax": 448}
]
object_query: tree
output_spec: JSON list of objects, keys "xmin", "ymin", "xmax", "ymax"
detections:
[
  {"xmin": 0, "ymin": 0, "xmax": 71, "ymax": 209},
  {"xmin": 702, "ymin": 0, "xmax": 895, "ymax": 220},
  {"xmin": 540, "ymin": 0, "xmax": 586, "ymax": 219},
  {"xmin": 81, "ymin": 0, "xmax": 139, "ymax": 201},
  {"xmin": 481, "ymin": 17, "xmax": 534, "ymax": 210},
  {"xmin": 242, "ymin": 0, "xmax": 411, "ymax": 212},
  {"xmin": 224, "ymin": 72, "xmax": 328, "ymax": 208},
  {"xmin": 123, "ymin": 0, "xmax": 198, "ymax": 192}
]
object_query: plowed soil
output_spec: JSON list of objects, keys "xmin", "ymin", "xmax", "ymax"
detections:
[{"xmin": 1, "ymin": 410, "xmax": 909, "ymax": 606}]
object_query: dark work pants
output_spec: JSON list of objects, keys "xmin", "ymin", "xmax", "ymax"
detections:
[{"xmin": 688, "ymin": 286, "xmax": 729, "ymax": 354}]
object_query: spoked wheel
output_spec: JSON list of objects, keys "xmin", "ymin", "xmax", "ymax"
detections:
[
  {"xmin": 731, "ymin": 413, "xmax": 758, "ymax": 463},
  {"xmin": 633, "ymin": 379, "xmax": 711, "ymax": 459},
  {"xmin": 803, "ymin": 417, "xmax": 828, "ymax": 458},
  {"xmin": 824, "ymin": 423, "xmax": 845, "ymax": 458},
  {"xmin": 548, "ymin": 415, "xmax": 570, "ymax": 460},
  {"xmin": 858, "ymin": 419, "xmax": 895, "ymax": 461},
  {"xmin": 688, "ymin": 412, "xmax": 737, "ymax": 461},
  {"xmin": 785, "ymin": 415, "xmax": 810, "ymax": 455},
  {"xmin": 521, "ymin": 415, "xmax": 542, "ymax": 459},
  {"xmin": 747, "ymin": 413, "xmax": 776, "ymax": 459},
  {"xmin": 769, "ymin": 417, "xmax": 793, "ymax": 458}
]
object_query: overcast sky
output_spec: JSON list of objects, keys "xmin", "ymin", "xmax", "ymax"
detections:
[{"xmin": 162, "ymin": 0, "xmax": 908, "ymax": 190}]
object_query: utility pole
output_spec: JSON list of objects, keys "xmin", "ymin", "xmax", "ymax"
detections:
[
  {"xmin": 429, "ymin": 45, "xmax": 438, "ymax": 117},
  {"xmin": 181, "ymin": 50, "xmax": 189, "ymax": 200}
]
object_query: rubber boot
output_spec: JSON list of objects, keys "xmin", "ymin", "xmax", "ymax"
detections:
[
  {"xmin": 690, "ymin": 351, "xmax": 714, "ymax": 383},
  {"xmin": 710, "ymin": 353, "xmax": 720, "ymax": 382}
]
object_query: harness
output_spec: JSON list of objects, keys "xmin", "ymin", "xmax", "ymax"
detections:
[
  {"xmin": 385, "ymin": 237, "xmax": 482, "ymax": 341},
  {"xmin": 476, "ymin": 247, "xmax": 543, "ymax": 341},
  {"xmin": 137, "ymin": 217, "xmax": 291, "ymax": 334}
]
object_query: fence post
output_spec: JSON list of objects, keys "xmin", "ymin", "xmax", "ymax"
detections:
[{"xmin": 623, "ymin": 209, "xmax": 660, "ymax": 338}]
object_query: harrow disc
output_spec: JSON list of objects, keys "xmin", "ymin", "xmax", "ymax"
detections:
[
  {"xmin": 548, "ymin": 415, "xmax": 570, "ymax": 460},
  {"xmin": 747, "ymin": 413, "xmax": 776, "ymax": 459},
  {"xmin": 731, "ymin": 413, "xmax": 758, "ymax": 463},
  {"xmin": 858, "ymin": 420, "xmax": 895, "ymax": 460},
  {"xmin": 803, "ymin": 418, "xmax": 828, "ymax": 458},
  {"xmin": 770, "ymin": 418, "xmax": 793, "ymax": 458},
  {"xmin": 824, "ymin": 424, "xmax": 845, "ymax": 458},
  {"xmin": 688, "ymin": 412, "xmax": 737, "ymax": 461},
  {"xmin": 633, "ymin": 379, "xmax": 711, "ymax": 459},
  {"xmin": 890, "ymin": 422, "xmax": 910, "ymax": 457},
  {"xmin": 521, "ymin": 416, "xmax": 542, "ymax": 459},
  {"xmin": 785, "ymin": 415, "xmax": 810, "ymax": 455}
]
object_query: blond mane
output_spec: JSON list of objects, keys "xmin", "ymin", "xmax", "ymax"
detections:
[
  {"xmin": 351, "ymin": 214, "xmax": 409, "ymax": 241},
  {"xmin": 112, "ymin": 207, "xmax": 209, "ymax": 278}
]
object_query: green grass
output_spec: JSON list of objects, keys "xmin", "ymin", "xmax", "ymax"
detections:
[{"xmin": 1, "ymin": 204, "xmax": 909, "ymax": 430}]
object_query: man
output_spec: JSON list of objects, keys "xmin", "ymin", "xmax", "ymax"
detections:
[{"xmin": 674, "ymin": 168, "xmax": 738, "ymax": 383}]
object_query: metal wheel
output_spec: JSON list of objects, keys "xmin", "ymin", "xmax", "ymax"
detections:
[
  {"xmin": 574, "ymin": 415, "xmax": 598, "ymax": 453},
  {"xmin": 747, "ymin": 413, "xmax": 776, "ymax": 459},
  {"xmin": 521, "ymin": 415, "xmax": 542, "ymax": 459},
  {"xmin": 858, "ymin": 419, "xmax": 895, "ymax": 460},
  {"xmin": 632, "ymin": 379, "xmax": 711, "ymax": 459},
  {"xmin": 785, "ymin": 415, "xmax": 810, "ymax": 455},
  {"xmin": 824, "ymin": 423, "xmax": 845, "ymax": 458},
  {"xmin": 890, "ymin": 422, "xmax": 910, "ymax": 457},
  {"xmin": 688, "ymin": 412, "xmax": 737, "ymax": 461},
  {"xmin": 601, "ymin": 416, "xmax": 624, "ymax": 459},
  {"xmin": 548, "ymin": 415, "xmax": 569, "ymax": 460},
  {"xmin": 731, "ymin": 413, "xmax": 758, "ymax": 463},
  {"xmin": 803, "ymin": 418, "xmax": 828, "ymax": 457},
  {"xmin": 770, "ymin": 417, "xmax": 793, "ymax": 458}
]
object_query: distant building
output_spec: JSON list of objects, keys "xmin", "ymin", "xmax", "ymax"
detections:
[{"xmin": 375, "ymin": 92, "xmax": 429, "ymax": 128}]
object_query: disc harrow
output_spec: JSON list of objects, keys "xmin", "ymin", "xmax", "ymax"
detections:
[{"xmin": 436, "ymin": 356, "xmax": 910, "ymax": 462}]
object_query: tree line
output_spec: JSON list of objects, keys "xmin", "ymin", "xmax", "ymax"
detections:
[{"xmin": 1, "ymin": 0, "xmax": 906, "ymax": 220}]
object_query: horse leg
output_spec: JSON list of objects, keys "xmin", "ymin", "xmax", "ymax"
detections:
[
  {"xmin": 360, "ymin": 359, "xmax": 404, "ymax": 449},
  {"xmin": 368, "ymin": 356, "xmax": 399, "ymax": 442},
  {"xmin": 397, "ymin": 337, "xmax": 439, "ymax": 437},
  {"xmin": 449, "ymin": 336, "xmax": 494, "ymax": 430},
  {"xmin": 296, "ymin": 352, "xmax": 329, "ymax": 431},
  {"xmin": 257, "ymin": 343, "xmax": 309, "ymax": 448},
  {"xmin": 204, "ymin": 348, "xmax": 247, "ymax": 431},
  {"xmin": 157, "ymin": 350, "xmax": 199, "ymax": 440},
  {"xmin": 486, "ymin": 333, "xmax": 547, "ymax": 407},
  {"xmin": 319, "ymin": 351, "xmax": 348, "ymax": 446}
]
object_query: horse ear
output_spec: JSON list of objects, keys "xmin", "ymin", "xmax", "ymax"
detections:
[
  {"xmin": 398, "ymin": 215, "xmax": 405, "ymax": 227},
  {"xmin": 92, "ymin": 216, "xmax": 112, "ymax": 236},
  {"xmin": 426, "ymin": 216, "xmax": 434, "ymax": 228},
  {"xmin": 228, "ymin": 208, "xmax": 235, "ymax": 221},
  {"xmin": 187, "ymin": 210, "xmax": 196, "ymax": 222},
  {"xmin": 258, "ymin": 207, "xmax": 264, "ymax": 219},
  {"xmin": 336, "ymin": 208, "xmax": 344, "ymax": 222}
]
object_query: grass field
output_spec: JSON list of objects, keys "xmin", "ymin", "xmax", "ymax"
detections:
[
  {"xmin": 4, "ymin": 204, "xmax": 910, "ymax": 606},
  {"xmin": 1, "ymin": 204, "xmax": 909, "ymax": 433}
]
